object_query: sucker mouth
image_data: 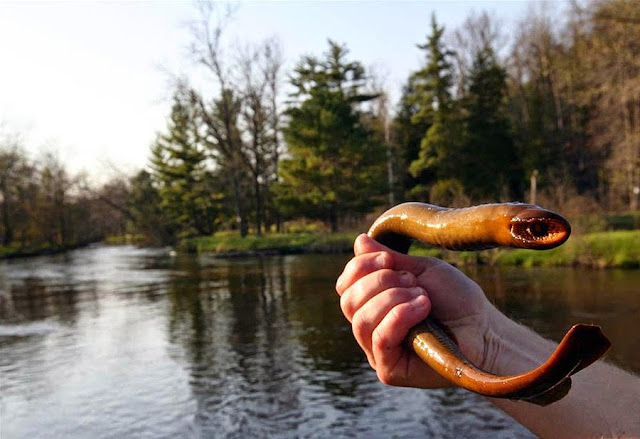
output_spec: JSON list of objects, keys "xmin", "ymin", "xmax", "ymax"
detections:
[{"xmin": 510, "ymin": 209, "xmax": 571, "ymax": 249}]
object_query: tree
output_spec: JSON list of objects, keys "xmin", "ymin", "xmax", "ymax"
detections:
[
  {"xmin": 394, "ymin": 79, "xmax": 432, "ymax": 199},
  {"xmin": 574, "ymin": 0, "xmax": 640, "ymax": 209},
  {"xmin": 506, "ymin": 6, "xmax": 580, "ymax": 201},
  {"xmin": 0, "ymin": 137, "xmax": 36, "ymax": 246},
  {"xmin": 237, "ymin": 39, "xmax": 284, "ymax": 235},
  {"xmin": 450, "ymin": 11, "xmax": 505, "ymax": 97},
  {"xmin": 407, "ymin": 15, "xmax": 465, "ymax": 202},
  {"xmin": 38, "ymin": 152, "xmax": 75, "ymax": 247},
  {"xmin": 460, "ymin": 46, "xmax": 521, "ymax": 200},
  {"xmin": 277, "ymin": 40, "xmax": 386, "ymax": 231},
  {"xmin": 1, "ymin": 130, "xmax": 116, "ymax": 250},
  {"xmin": 150, "ymin": 90, "xmax": 224, "ymax": 242},
  {"xmin": 127, "ymin": 170, "xmax": 175, "ymax": 245},
  {"xmin": 187, "ymin": 3, "xmax": 284, "ymax": 236},
  {"xmin": 188, "ymin": 2, "xmax": 250, "ymax": 237}
]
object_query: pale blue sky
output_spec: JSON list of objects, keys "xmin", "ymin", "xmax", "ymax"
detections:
[{"xmin": 0, "ymin": 1, "xmax": 565, "ymax": 182}]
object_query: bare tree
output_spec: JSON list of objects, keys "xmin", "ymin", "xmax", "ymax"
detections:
[
  {"xmin": 38, "ymin": 152, "xmax": 76, "ymax": 246},
  {"xmin": 263, "ymin": 39, "xmax": 285, "ymax": 231},
  {"xmin": 450, "ymin": 10, "xmax": 505, "ymax": 97},
  {"xmin": 187, "ymin": 2, "xmax": 284, "ymax": 236},
  {"xmin": 577, "ymin": 0, "xmax": 640, "ymax": 210},
  {"xmin": 237, "ymin": 39, "xmax": 284, "ymax": 235},
  {"xmin": 0, "ymin": 134, "xmax": 32, "ymax": 246},
  {"xmin": 188, "ymin": 2, "xmax": 250, "ymax": 236}
]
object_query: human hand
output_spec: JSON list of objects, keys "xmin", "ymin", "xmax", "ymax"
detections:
[
  {"xmin": 337, "ymin": 236, "xmax": 640, "ymax": 438},
  {"xmin": 335, "ymin": 234, "xmax": 499, "ymax": 389}
]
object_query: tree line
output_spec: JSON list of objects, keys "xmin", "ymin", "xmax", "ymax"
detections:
[{"xmin": 1, "ymin": 0, "xmax": 637, "ymax": 251}]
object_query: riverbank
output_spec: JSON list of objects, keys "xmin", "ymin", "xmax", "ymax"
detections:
[
  {"xmin": 184, "ymin": 230, "xmax": 640, "ymax": 269},
  {"xmin": 181, "ymin": 231, "xmax": 356, "ymax": 256},
  {"xmin": 3, "ymin": 230, "xmax": 638, "ymax": 269},
  {"xmin": 0, "ymin": 241, "xmax": 94, "ymax": 259}
]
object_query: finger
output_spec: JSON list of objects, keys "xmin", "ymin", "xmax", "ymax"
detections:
[
  {"xmin": 370, "ymin": 295, "xmax": 453, "ymax": 389},
  {"xmin": 355, "ymin": 234, "xmax": 446, "ymax": 277},
  {"xmin": 336, "ymin": 250, "xmax": 394, "ymax": 295},
  {"xmin": 352, "ymin": 286, "xmax": 430, "ymax": 365},
  {"xmin": 367, "ymin": 292, "xmax": 430, "ymax": 376},
  {"xmin": 370, "ymin": 293, "xmax": 430, "ymax": 365},
  {"xmin": 340, "ymin": 269, "xmax": 417, "ymax": 323}
]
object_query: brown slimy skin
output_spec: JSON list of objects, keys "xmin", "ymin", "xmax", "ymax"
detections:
[
  {"xmin": 368, "ymin": 202, "xmax": 611, "ymax": 406},
  {"xmin": 368, "ymin": 202, "xmax": 572, "ymax": 252}
]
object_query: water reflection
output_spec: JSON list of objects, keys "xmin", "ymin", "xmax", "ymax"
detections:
[
  {"xmin": 469, "ymin": 265, "xmax": 640, "ymax": 371},
  {"xmin": 1, "ymin": 245, "xmax": 637, "ymax": 438}
]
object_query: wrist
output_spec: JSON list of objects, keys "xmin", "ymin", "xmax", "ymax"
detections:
[{"xmin": 480, "ymin": 306, "xmax": 554, "ymax": 375}]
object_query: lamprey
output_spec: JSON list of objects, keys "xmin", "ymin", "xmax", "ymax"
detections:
[{"xmin": 367, "ymin": 202, "xmax": 611, "ymax": 406}]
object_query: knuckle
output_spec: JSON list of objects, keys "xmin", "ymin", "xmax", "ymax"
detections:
[
  {"xmin": 371, "ymin": 324, "xmax": 393, "ymax": 353},
  {"xmin": 376, "ymin": 251, "xmax": 393, "ymax": 269},
  {"xmin": 387, "ymin": 286, "xmax": 413, "ymax": 303},
  {"xmin": 351, "ymin": 309, "xmax": 371, "ymax": 342},
  {"xmin": 339, "ymin": 291, "xmax": 353, "ymax": 318},
  {"xmin": 375, "ymin": 269, "xmax": 397, "ymax": 289},
  {"xmin": 377, "ymin": 368, "xmax": 396, "ymax": 386}
]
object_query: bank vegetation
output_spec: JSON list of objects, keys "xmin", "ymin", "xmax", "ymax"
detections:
[{"xmin": 1, "ymin": 0, "xmax": 638, "ymax": 267}]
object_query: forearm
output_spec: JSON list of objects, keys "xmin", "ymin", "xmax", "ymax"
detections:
[{"xmin": 485, "ymin": 309, "xmax": 640, "ymax": 438}]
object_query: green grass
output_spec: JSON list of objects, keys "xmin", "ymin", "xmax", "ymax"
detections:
[
  {"xmin": 4, "ymin": 228, "xmax": 638, "ymax": 269},
  {"xmin": 183, "ymin": 230, "xmax": 640, "ymax": 269},
  {"xmin": 182, "ymin": 231, "xmax": 357, "ymax": 255},
  {"xmin": 492, "ymin": 230, "xmax": 640, "ymax": 268},
  {"xmin": 103, "ymin": 234, "xmax": 146, "ymax": 245}
]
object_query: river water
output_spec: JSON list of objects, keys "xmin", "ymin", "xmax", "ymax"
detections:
[{"xmin": 1, "ymin": 245, "xmax": 638, "ymax": 438}]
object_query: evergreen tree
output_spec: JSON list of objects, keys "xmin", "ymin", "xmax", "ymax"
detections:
[
  {"xmin": 194, "ymin": 87, "xmax": 251, "ymax": 236},
  {"xmin": 127, "ymin": 170, "xmax": 175, "ymax": 245},
  {"xmin": 461, "ymin": 47, "xmax": 521, "ymax": 200},
  {"xmin": 405, "ymin": 14, "xmax": 465, "ymax": 202},
  {"xmin": 394, "ymin": 79, "xmax": 432, "ymax": 199},
  {"xmin": 150, "ymin": 92, "xmax": 224, "ymax": 242},
  {"xmin": 277, "ymin": 41, "xmax": 386, "ymax": 231}
]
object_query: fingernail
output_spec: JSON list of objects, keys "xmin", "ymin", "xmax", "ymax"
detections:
[
  {"xmin": 409, "ymin": 294, "xmax": 429, "ymax": 308},
  {"xmin": 399, "ymin": 272, "xmax": 415, "ymax": 286},
  {"xmin": 375, "ymin": 253, "xmax": 387, "ymax": 267},
  {"xmin": 410, "ymin": 289, "xmax": 428, "ymax": 308}
]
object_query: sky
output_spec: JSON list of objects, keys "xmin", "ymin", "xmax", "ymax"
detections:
[{"xmin": 0, "ymin": 1, "xmax": 556, "ymax": 183}]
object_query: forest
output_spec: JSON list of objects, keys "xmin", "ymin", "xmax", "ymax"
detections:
[{"xmin": 1, "ymin": 0, "xmax": 638, "ymax": 254}]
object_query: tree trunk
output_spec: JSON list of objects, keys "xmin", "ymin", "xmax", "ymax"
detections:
[
  {"xmin": 329, "ymin": 204, "xmax": 338, "ymax": 233},
  {"xmin": 254, "ymin": 179, "xmax": 263, "ymax": 236},
  {"xmin": 228, "ymin": 168, "xmax": 248, "ymax": 237},
  {"xmin": 1, "ymin": 189, "xmax": 13, "ymax": 245}
]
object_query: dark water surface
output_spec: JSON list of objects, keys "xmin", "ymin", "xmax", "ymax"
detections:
[{"xmin": 1, "ymin": 246, "xmax": 638, "ymax": 438}]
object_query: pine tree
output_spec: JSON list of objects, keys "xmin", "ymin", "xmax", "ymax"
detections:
[
  {"xmin": 405, "ymin": 14, "xmax": 465, "ymax": 203},
  {"xmin": 150, "ymin": 92, "xmax": 224, "ymax": 241},
  {"xmin": 394, "ymin": 79, "xmax": 432, "ymax": 199},
  {"xmin": 461, "ymin": 46, "xmax": 521, "ymax": 200},
  {"xmin": 277, "ymin": 41, "xmax": 386, "ymax": 231}
]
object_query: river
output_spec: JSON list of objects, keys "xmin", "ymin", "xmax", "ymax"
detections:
[{"xmin": 1, "ymin": 245, "xmax": 638, "ymax": 438}]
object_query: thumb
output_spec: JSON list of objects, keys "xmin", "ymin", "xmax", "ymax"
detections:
[{"xmin": 353, "ymin": 233, "xmax": 392, "ymax": 255}]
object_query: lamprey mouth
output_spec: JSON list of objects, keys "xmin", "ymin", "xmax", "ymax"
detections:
[{"xmin": 510, "ymin": 210, "xmax": 571, "ymax": 250}]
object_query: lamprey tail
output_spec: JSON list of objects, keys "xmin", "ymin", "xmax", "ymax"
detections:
[{"xmin": 368, "ymin": 202, "xmax": 611, "ymax": 406}]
